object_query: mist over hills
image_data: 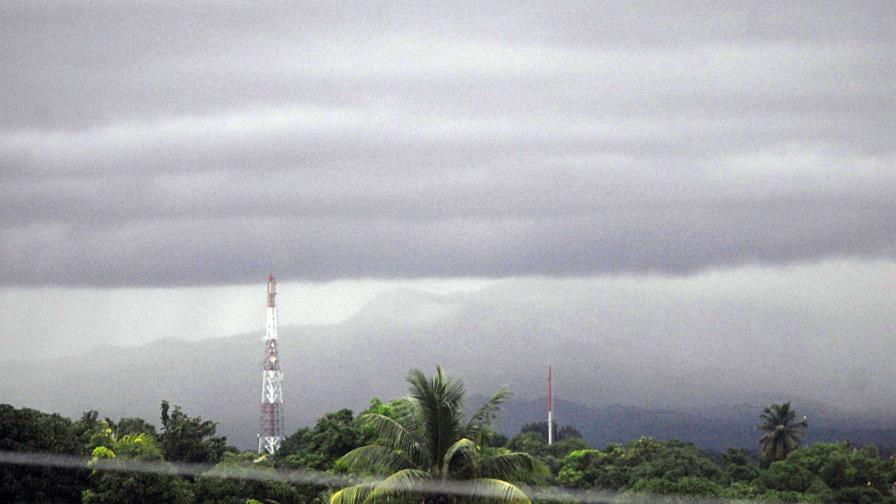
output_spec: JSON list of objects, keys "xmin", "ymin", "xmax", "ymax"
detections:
[
  {"xmin": 2, "ymin": 277, "xmax": 894, "ymax": 450},
  {"xmin": 498, "ymin": 398, "xmax": 896, "ymax": 454}
]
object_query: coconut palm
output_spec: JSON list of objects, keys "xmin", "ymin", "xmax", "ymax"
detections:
[
  {"xmin": 331, "ymin": 367, "xmax": 548, "ymax": 504},
  {"xmin": 758, "ymin": 402, "xmax": 807, "ymax": 462}
]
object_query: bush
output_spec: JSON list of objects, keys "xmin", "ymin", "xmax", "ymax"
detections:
[
  {"xmin": 758, "ymin": 490, "xmax": 825, "ymax": 503},
  {"xmin": 756, "ymin": 460, "xmax": 815, "ymax": 492},
  {"xmin": 557, "ymin": 438, "xmax": 722, "ymax": 491},
  {"xmin": 835, "ymin": 486, "xmax": 886, "ymax": 504}
]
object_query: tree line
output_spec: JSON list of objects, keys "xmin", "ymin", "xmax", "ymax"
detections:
[{"xmin": 2, "ymin": 368, "xmax": 895, "ymax": 504}]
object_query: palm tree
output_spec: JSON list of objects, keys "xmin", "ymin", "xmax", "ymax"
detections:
[
  {"xmin": 758, "ymin": 402, "xmax": 807, "ymax": 463},
  {"xmin": 331, "ymin": 367, "xmax": 548, "ymax": 504}
]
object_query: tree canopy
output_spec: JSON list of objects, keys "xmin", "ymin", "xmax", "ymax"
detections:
[
  {"xmin": 331, "ymin": 367, "xmax": 548, "ymax": 504},
  {"xmin": 159, "ymin": 400, "xmax": 228, "ymax": 464},
  {"xmin": 759, "ymin": 402, "xmax": 808, "ymax": 464}
]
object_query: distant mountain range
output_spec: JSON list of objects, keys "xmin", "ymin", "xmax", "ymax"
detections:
[
  {"xmin": 496, "ymin": 398, "xmax": 896, "ymax": 454},
  {"xmin": 2, "ymin": 286, "xmax": 894, "ymax": 451}
]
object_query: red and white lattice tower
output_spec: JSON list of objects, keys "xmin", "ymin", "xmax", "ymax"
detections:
[{"xmin": 258, "ymin": 274, "xmax": 285, "ymax": 454}]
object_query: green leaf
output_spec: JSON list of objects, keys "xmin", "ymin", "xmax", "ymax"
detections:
[
  {"xmin": 357, "ymin": 413, "xmax": 423, "ymax": 465},
  {"xmin": 465, "ymin": 386, "xmax": 511, "ymax": 439},
  {"xmin": 338, "ymin": 445, "xmax": 413, "ymax": 475},
  {"xmin": 367, "ymin": 468, "xmax": 430, "ymax": 502},
  {"xmin": 478, "ymin": 452, "xmax": 549, "ymax": 482},
  {"xmin": 441, "ymin": 438, "xmax": 478, "ymax": 477},
  {"xmin": 329, "ymin": 482, "xmax": 375, "ymax": 504},
  {"xmin": 461, "ymin": 478, "xmax": 532, "ymax": 504}
]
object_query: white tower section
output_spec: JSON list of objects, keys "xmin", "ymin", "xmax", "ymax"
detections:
[
  {"xmin": 547, "ymin": 365, "xmax": 554, "ymax": 446},
  {"xmin": 258, "ymin": 274, "xmax": 285, "ymax": 455}
]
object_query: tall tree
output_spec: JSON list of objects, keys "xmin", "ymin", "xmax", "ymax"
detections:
[
  {"xmin": 159, "ymin": 401, "xmax": 228, "ymax": 464},
  {"xmin": 331, "ymin": 367, "xmax": 547, "ymax": 504},
  {"xmin": 758, "ymin": 402, "xmax": 807, "ymax": 463},
  {"xmin": 0, "ymin": 404, "xmax": 89, "ymax": 503},
  {"xmin": 107, "ymin": 417, "xmax": 157, "ymax": 438},
  {"xmin": 280, "ymin": 409, "xmax": 363, "ymax": 470}
]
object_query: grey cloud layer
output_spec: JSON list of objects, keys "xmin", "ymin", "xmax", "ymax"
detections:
[{"xmin": 1, "ymin": 2, "xmax": 894, "ymax": 285}]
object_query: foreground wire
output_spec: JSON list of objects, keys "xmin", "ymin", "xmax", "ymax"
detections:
[{"xmin": 0, "ymin": 450, "xmax": 763, "ymax": 504}]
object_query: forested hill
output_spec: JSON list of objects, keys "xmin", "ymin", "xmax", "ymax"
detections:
[{"xmin": 496, "ymin": 398, "xmax": 896, "ymax": 454}]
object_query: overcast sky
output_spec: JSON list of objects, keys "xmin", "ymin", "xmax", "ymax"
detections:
[{"xmin": 1, "ymin": 2, "xmax": 895, "ymax": 381}]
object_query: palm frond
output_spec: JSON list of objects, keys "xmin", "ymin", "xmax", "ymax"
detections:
[
  {"xmin": 391, "ymin": 398, "xmax": 430, "ymax": 454},
  {"xmin": 338, "ymin": 445, "xmax": 413, "ymax": 475},
  {"xmin": 367, "ymin": 468, "xmax": 430, "ymax": 503},
  {"xmin": 408, "ymin": 366, "xmax": 466, "ymax": 470},
  {"xmin": 358, "ymin": 413, "xmax": 422, "ymax": 463},
  {"xmin": 441, "ymin": 372, "xmax": 467, "ymax": 411},
  {"xmin": 465, "ymin": 386, "xmax": 511, "ymax": 439},
  {"xmin": 330, "ymin": 482, "xmax": 375, "ymax": 504},
  {"xmin": 477, "ymin": 452, "xmax": 549, "ymax": 483},
  {"xmin": 758, "ymin": 402, "xmax": 807, "ymax": 462},
  {"xmin": 407, "ymin": 369, "xmax": 433, "ymax": 402},
  {"xmin": 461, "ymin": 478, "xmax": 532, "ymax": 504},
  {"xmin": 441, "ymin": 437, "xmax": 478, "ymax": 478}
]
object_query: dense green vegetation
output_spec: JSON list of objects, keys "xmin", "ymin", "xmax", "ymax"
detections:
[
  {"xmin": 331, "ymin": 367, "xmax": 547, "ymax": 504},
  {"xmin": 2, "ymin": 369, "xmax": 895, "ymax": 504}
]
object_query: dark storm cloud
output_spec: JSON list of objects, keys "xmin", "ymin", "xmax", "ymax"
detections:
[{"xmin": 1, "ymin": 1, "xmax": 894, "ymax": 286}]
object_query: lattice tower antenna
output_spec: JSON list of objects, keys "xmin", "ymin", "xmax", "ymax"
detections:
[{"xmin": 258, "ymin": 274, "xmax": 285, "ymax": 454}]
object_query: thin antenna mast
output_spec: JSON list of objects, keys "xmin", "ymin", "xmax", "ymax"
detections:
[{"xmin": 547, "ymin": 365, "xmax": 554, "ymax": 445}]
